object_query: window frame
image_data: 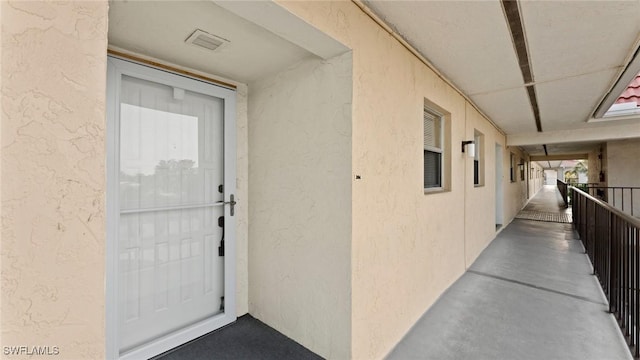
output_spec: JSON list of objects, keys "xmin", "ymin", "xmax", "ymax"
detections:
[
  {"xmin": 473, "ymin": 130, "xmax": 484, "ymax": 187},
  {"xmin": 423, "ymin": 105, "xmax": 445, "ymax": 192},
  {"xmin": 510, "ymin": 153, "xmax": 516, "ymax": 182}
]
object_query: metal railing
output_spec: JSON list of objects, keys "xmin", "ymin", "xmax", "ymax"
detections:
[
  {"xmin": 572, "ymin": 187, "xmax": 640, "ymax": 358},
  {"xmin": 557, "ymin": 179, "xmax": 569, "ymax": 207},
  {"xmin": 574, "ymin": 184, "xmax": 640, "ymax": 217}
]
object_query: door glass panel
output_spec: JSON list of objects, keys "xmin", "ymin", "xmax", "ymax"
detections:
[{"xmin": 118, "ymin": 75, "xmax": 225, "ymax": 353}]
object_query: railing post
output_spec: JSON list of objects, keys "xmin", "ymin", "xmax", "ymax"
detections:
[{"xmin": 557, "ymin": 179, "xmax": 568, "ymax": 207}]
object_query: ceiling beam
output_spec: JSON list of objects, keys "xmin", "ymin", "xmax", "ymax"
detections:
[
  {"xmin": 530, "ymin": 154, "xmax": 588, "ymax": 161},
  {"xmin": 507, "ymin": 123, "xmax": 640, "ymax": 146}
]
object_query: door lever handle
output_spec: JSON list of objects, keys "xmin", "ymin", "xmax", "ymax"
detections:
[{"xmin": 218, "ymin": 194, "xmax": 236, "ymax": 216}]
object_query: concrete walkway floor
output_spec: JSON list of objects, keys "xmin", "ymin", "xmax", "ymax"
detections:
[{"xmin": 387, "ymin": 186, "xmax": 632, "ymax": 360}]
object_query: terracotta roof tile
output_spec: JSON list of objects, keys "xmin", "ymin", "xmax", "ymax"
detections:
[{"xmin": 615, "ymin": 74, "xmax": 640, "ymax": 106}]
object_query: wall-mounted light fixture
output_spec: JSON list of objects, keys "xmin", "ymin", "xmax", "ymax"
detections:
[
  {"xmin": 461, "ymin": 140, "xmax": 475, "ymax": 158},
  {"xmin": 518, "ymin": 163, "xmax": 525, "ymax": 171}
]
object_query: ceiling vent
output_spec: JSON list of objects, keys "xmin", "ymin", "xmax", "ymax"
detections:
[{"xmin": 185, "ymin": 29, "xmax": 229, "ymax": 52}]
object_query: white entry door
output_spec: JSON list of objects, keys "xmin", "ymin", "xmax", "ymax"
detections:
[{"xmin": 106, "ymin": 57, "xmax": 236, "ymax": 360}]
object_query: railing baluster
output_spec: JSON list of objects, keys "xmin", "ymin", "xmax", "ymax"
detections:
[
  {"xmin": 571, "ymin": 187, "xmax": 640, "ymax": 359},
  {"xmin": 632, "ymin": 188, "xmax": 635, "ymax": 217},
  {"xmin": 612, "ymin": 214, "xmax": 618, "ymax": 314},
  {"xmin": 629, "ymin": 229, "xmax": 638, "ymax": 356},
  {"xmin": 635, "ymin": 226, "xmax": 639, "ymax": 357},
  {"xmin": 572, "ymin": 184, "xmax": 639, "ymax": 218},
  {"xmin": 623, "ymin": 220, "xmax": 629, "ymax": 336}
]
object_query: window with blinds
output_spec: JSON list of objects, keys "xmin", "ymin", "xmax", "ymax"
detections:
[
  {"xmin": 424, "ymin": 107, "xmax": 443, "ymax": 189},
  {"xmin": 474, "ymin": 133, "xmax": 480, "ymax": 185},
  {"xmin": 510, "ymin": 153, "xmax": 516, "ymax": 182},
  {"xmin": 473, "ymin": 131, "xmax": 484, "ymax": 186}
]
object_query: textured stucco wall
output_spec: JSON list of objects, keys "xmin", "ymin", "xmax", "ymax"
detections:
[
  {"xmin": 504, "ymin": 147, "xmax": 530, "ymax": 223},
  {"xmin": 464, "ymin": 102, "xmax": 506, "ymax": 267},
  {"xmin": 0, "ymin": 1, "xmax": 541, "ymax": 358},
  {"xmin": 607, "ymin": 139, "xmax": 640, "ymax": 215},
  {"xmin": 276, "ymin": 1, "xmax": 523, "ymax": 358},
  {"xmin": 1, "ymin": 1, "xmax": 108, "ymax": 358},
  {"xmin": 528, "ymin": 161, "xmax": 544, "ymax": 198},
  {"xmin": 248, "ymin": 53, "xmax": 353, "ymax": 359}
]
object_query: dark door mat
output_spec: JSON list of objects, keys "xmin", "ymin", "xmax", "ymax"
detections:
[{"xmin": 153, "ymin": 314, "xmax": 324, "ymax": 360}]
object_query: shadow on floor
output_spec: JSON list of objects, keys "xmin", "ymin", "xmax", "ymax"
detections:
[{"xmin": 153, "ymin": 315, "xmax": 323, "ymax": 360}]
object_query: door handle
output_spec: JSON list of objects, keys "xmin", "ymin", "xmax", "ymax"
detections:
[{"xmin": 218, "ymin": 194, "xmax": 236, "ymax": 216}]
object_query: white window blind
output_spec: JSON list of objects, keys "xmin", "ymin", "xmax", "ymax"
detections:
[
  {"xmin": 423, "ymin": 109, "xmax": 442, "ymax": 150},
  {"xmin": 424, "ymin": 107, "xmax": 443, "ymax": 188},
  {"xmin": 474, "ymin": 133, "xmax": 481, "ymax": 185}
]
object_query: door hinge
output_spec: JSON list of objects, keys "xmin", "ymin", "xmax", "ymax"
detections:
[{"xmin": 219, "ymin": 296, "xmax": 225, "ymax": 312}]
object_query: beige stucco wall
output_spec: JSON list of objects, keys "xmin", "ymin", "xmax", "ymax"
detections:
[
  {"xmin": 276, "ymin": 1, "xmax": 526, "ymax": 358},
  {"xmin": 1, "ymin": 1, "xmax": 108, "ymax": 358},
  {"xmin": 504, "ymin": 147, "xmax": 530, "ymax": 223},
  {"xmin": 464, "ymin": 103, "xmax": 506, "ymax": 266},
  {"xmin": 606, "ymin": 139, "xmax": 640, "ymax": 215},
  {"xmin": 529, "ymin": 161, "xmax": 544, "ymax": 198},
  {"xmin": 247, "ymin": 53, "xmax": 353, "ymax": 359},
  {"xmin": 1, "ymin": 1, "xmax": 542, "ymax": 359}
]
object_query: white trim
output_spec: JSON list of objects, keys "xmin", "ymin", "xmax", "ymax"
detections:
[
  {"xmin": 105, "ymin": 57, "xmax": 120, "ymax": 360},
  {"xmin": 119, "ymin": 315, "xmax": 230, "ymax": 360},
  {"xmin": 106, "ymin": 57, "xmax": 237, "ymax": 359}
]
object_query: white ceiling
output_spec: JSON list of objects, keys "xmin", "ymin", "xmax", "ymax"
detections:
[
  {"xmin": 108, "ymin": 1, "xmax": 313, "ymax": 83},
  {"xmin": 109, "ymin": 1, "xmax": 640, "ymax": 156},
  {"xmin": 365, "ymin": 0, "xmax": 640, "ymax": 155}
]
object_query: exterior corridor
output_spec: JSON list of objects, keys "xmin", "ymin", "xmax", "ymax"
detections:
[{"xmin": 387, "ymin": 186, "xmax": 632, "ymax": 360}]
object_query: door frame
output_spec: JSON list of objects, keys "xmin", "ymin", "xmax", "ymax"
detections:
[
  {"xmin": 106, "ymin": 56, "xmax": 237, "ymax": 360},
  {"xmin": 495, "ymin": 143, "xmax": 504, "ymax": 228}
]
